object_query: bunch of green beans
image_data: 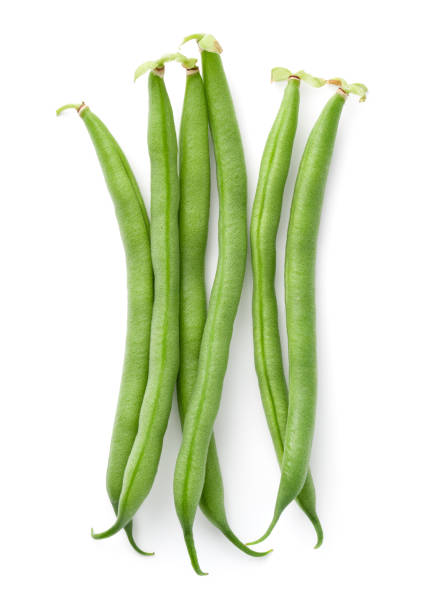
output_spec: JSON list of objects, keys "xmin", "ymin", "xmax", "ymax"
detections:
[
  {"xmin": 250, "ymin": 69, "xmax": 325, "ymax": 549},
  {"xmin": 176, "ymin": 53, "xmax": 268, "ymax": 561},
  {"xmin": 57, "ymin": 34, "xmax": 366, "ymax": 575},
  {"xmin": 56, "ymin": 101, "xmax": 154, "ymax": 554}
]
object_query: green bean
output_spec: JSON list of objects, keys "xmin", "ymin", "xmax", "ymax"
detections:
[
  {"xmin": 177, "ymin": 60, "xmax": 210, "ymax": 422},
  {"xmin": 250, "ymin": 70, "xmax": 325, "ymax": 548},
  {"xmin": 91, "ymin": 58, "xmax": 180, "ymax": 541},
  {"xmin": 250, "ymin": 80, "xmax": 367, "ymax": 545},
  {"xmin": 174, "ymin": 34, "xmax": 271, "ymax": 575},
  {"xmin": 56, "ymin": 103, "xmax": 153, "ymax": 554},
  {"xmin": 176, "ymin": 56, "xmax": 267, "ymax": 559}
]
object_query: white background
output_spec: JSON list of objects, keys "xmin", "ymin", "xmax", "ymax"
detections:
[{"xmin": 1, "ymin": 0, "xmax": 426, "ymax": 609}]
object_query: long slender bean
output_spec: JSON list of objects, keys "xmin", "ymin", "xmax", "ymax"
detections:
[
  {"xmin": 173, "ymin": 35, "xmax": 269, "ymax": 575},
  {"xmin": 177, "ymin": 60, "xmax": 210, "ymax": 423},
  {"xmin": 91, "ymin": 58, "xmax": 180, "ymax": 541},
  {"xmin": 56, "ymin": 103, "xmax": 153, "ymax": 554},
  {"xmin": 250, "ymin": 80, "xmax": 367, "ymax": 544},
  {"xmin": 250, "ymin": 70, "xmax": 325, "ymax": 547},
  {"xmin": 177, "ymin": 56, "xmax": 268, "ymax": 558}
]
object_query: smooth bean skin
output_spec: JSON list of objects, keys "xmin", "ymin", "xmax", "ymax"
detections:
[
  {"xmin": 178, "ymin": 68, "xmax": 268, "ymax": 559},
  {"xmin": 173, "ymin": 50, "xmax": 249, "ymax": 575},
  {"xmin": 252, "ymin": 91, "xmax": 346, "ymax": 544},
  {"xmin": 92, "ymin": 70, "xmax": 180, "ymax": 540},
  {"xmin": 177, "ymin": 69, "xmax": 211, "ymax": 434},
  {"xmin": 250, "ymin": 79, "xmax": 322, "ymax": 546},
  {"xmin": 251, "ymin": 80, "xmax": 300, "ymax": 453},
  {"xmin": 74, "ymin": 108, "xmax": 153, "ymax": 554}
]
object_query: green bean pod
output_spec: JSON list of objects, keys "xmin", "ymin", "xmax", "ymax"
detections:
[
  {"xmin": 177, "ymin": 66, "xmax": 210, "ymax": 426},
  {"xmin": 174, "ymin": 35, "xmax": 268, "ymax": 575},
  {"xmin": 92, "ymin": 65, "xmax": 180, "ymax": 541},
  {"xmin": 177, "ymin": 63, "xmax": 267, "ymax": 559},
  {"xmin": 56, "ymin": 103, "xmax": 153, "ymax": 554},
  {"xmin": 250, "ymin": 75, "xmax": 322, "ymax": 547},
  {"xmin": 250, "ymin": 88, "xmax": 351, "ymax": 544}
]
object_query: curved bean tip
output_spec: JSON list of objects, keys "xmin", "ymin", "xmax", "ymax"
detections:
[
  {"xmin": 184, "ymin": 531, "xmax": 207, "ymax": 575},
  {"xmin": 131, "ymin": 546, "xmax": 155, "ymax": 556},
  {"xmin": 91, "ymin": 519, "xmax": 121, "ymax": 540},
  {"xmin": 224, "ymin": 527, "xmax": 274, "ymax": 557},
  {"xmin": 246, "ymin": 523, "xmax": 274, "ymax": 546},
  {"xmin": 259, "ymin": 548, "xmax": 274, "ymax": 556},
  {"xmin": 314, "ymin": 530, "xmax": 324, "ymax": 549},
  {"xmin": 309, "ymin": 515, "xmax": 323, "ymax": 548},
  {"xmin": 124, "ymin": 525, "xmax": 155, "ymax": 556}
]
